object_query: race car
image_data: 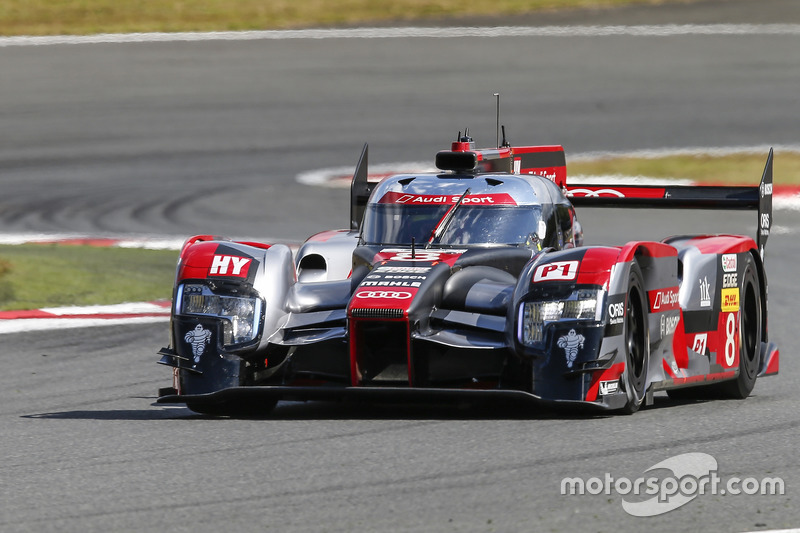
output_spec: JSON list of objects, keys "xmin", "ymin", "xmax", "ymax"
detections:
[{"xmin": 157, "ymin": 131, "xmax": 779, "ymax": 415}]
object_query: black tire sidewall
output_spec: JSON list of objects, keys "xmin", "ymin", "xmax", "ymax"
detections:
[{"xmin": 622, "ymin": 262, "xmax": 649, "ymax": 414}]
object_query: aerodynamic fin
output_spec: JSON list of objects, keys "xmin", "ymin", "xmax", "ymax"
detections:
[
  {"xmin": 350, "ymin": 143, "xmax": 370, "ymax": 232},
  {"xmin": 757, "ymin": 148, "xmax": 773, "ymax": 260}
]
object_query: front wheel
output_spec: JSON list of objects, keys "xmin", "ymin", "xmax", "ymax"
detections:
[{"xmin": 621, "ymin": 262, "xmax": 649, "ymax": 414}]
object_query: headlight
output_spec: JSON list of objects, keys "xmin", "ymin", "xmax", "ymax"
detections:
[
  {"xmin": 519, "ymin": 289, "xmax": 603, "ymax": 346},
  {"xmin": 178, "ymin": 283, "xmax": 263, "ymax": 346}
]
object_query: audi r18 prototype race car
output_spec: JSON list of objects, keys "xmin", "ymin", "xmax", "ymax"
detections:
[{"xmin": 157, "ymin": 132, "xmax": 779, "ymax": 415}]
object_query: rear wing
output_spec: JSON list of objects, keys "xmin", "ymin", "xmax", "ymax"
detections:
[{"xmin": 566, "ymin": 149, "xmax": 774, "ymax": 259}]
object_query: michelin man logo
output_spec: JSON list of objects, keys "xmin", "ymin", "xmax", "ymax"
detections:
[
  {"xmin": 557, "ymin": 329, "xmax": 585, "ymax": 368},
  {"xmin": 185, "ymin": 324, "xmax": 213, "ymax": 363}
]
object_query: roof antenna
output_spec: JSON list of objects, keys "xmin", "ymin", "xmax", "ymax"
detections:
[{"xmin": 494, "ymin": 93, "xmax": 500, "ymax": 148}]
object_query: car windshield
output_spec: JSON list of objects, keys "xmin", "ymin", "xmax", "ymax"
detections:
[{"xmin": 361, "ymin": 204, "xmax": 543, "ymax": 246}]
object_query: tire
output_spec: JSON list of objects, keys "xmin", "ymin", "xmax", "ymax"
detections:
[
  {"xmin": 621, "ymin": 262, "xmax": 649, "ymax": 414},
  {"xmin": 720, "ymin": 253, "xmax": 762, "ymax": 399}
]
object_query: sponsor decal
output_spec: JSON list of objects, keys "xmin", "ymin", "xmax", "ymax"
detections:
[
  {"xmin": 760, "ymin": 213, "xmax": 771, "ymax": 232},
  {"xmin": 721, "ymin": 288, "xmax": 740, "ymax": 312},
  {"xmin": 366, "ymin": 274, "xmax": 428, "ymax": 280},
  {"xmin": 372, "ymin": 266, "xmax": 431, "ymax": 274},
  {"xmin": 721, "ymin": 254, "xmax": 737, "ymax": 273},
  {"xmin": 722, "ymin": 312, "xmax": 738, "ymax": 367},
  {"xmin": 604, "ymin": 295, "xmax": 626, "ymax": 337},
  {"xmin": 209, "ymin": 255, "xmax": 251, "ymax": 277},
  {"xmin": 378, "ymin": 192, "xmax": 517, "ymax": 205},
  {"xmin": 607, "ymin": 300, "xmax": 625, "ymax": 326},
  {"xmin": 360, "ymin": 279, "xmax": 423, "ymax": 288},
  {"xmin": 567, "ymin": 187, "xmax": 666, "ymax": 199},
  {"xmin": 387, "ymin": 251, "xmax": 441, "ymax": 262},
  {"xmin": 355, "ymin": 290, "xmax": 413, "ymax": 300},
  {"xmin": 660, "ymin": 313, "xmax": 680, "ymax": 337},
  {"xmin": 568, "ymin": 188, "xmax": 626, "ymax": 198},
  {"xmin": 526, "ymin": 169, "xmax": 558, "ymax": 181},
  {"xmin": 692, "ymin": 333, "xmax": 708, "ymax": 355},
  {"xmin": 722, "ymin": 272, "xmax": 738, "ymax": 289},
  {"xmin": 533, "ymin": 260, "xmax": 580, "ymax": 283},
  {"xmin": 649, "ymin": 287, "xmax": 680, "ymax": 312},
  {"xmin": 557, "ymin": 329, "xmax": 585, "ymax": 368},
  {"xmin": 599, "ymin": 379, "xmax": 619, "ymax": 395},
  {"xmin": 184, "ymin": 324, "xmax": 213, "ymax": 363},
  {"xmin": 378, "ymin": 248, "xmax": 466, "ymax": 263},
  {"xmin": 761, "ymin": 182, "xmax": 773, "ymax": 197},
  {"xmin": 699, "ymin": 277, "xmax": 711, "ymax": 308},
  {"xmin": 363, "ymin": 265, "xmax": 432, "ymax": 288}
]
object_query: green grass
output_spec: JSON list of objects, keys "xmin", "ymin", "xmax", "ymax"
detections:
[
  {"xmin": 569, "ymin": 151, "xmax": 798, "ymax": 185},
  {"xmin": 0, "ymin": 0, "xmax": 670, "ymax": 36},
  {"xmin": 0, "ymin": 244, "xmax": 176, "ymax": 311}
]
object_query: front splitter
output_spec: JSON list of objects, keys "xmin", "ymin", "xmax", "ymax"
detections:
[{"xmin": 157, "ymin": 385, "xmax": 625, "ymax": 412}]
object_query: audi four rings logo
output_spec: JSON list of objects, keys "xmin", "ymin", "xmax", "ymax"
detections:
[
  {"xmin": 355, "ymin": 290, "xmax": 413, "ymax": 299},
  {"xmin": 568, "ymin": 188, "xmax": 626, "ymax": 198}
]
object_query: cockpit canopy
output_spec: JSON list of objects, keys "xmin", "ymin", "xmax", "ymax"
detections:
[
  {"xmin": 361, "ymin": 201, "xmax": 544, "ymax": 247},
  {"xmin": 358, "ymin": 172, "xmax": 579, "ymax": 249}
]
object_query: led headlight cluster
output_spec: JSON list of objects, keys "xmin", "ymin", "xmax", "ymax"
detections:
[
  {"xmin": 178, "ymin": 283, "xmax": 263, "ymax": 346},
  {"xmin": 519, "ymin": 289, "xmax": 603, "ymax": 346}
]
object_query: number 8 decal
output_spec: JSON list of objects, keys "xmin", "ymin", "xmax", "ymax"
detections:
[{"xmin": 724, "ymin": 312, "xmax": 737, "ymax": 366}]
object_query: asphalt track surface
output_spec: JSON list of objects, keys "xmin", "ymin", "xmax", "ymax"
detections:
[{"xmin": 1, "ymin": 1, "xmax": 800, "ymax": 531}]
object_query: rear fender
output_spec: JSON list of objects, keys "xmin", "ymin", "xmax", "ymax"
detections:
[
  {"xmin": 666, "ymin": 235, "xmax": 773, "ymax": 376},
  {"xmin": 666, "ymin": 234, "xmax": 759, "ymax": 316}
]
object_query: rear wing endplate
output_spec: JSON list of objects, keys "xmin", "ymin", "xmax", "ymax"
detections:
[
  {"xmin": 350, "ymin": 143, "xmax": 371, "ymax": 231},
  {"xmin": 566, "ymin": 149, "xmax": 774, "ymax": 259}
]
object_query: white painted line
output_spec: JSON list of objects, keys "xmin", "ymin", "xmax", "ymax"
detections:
[
  {"xmin": 0, "ymin": 233, "xmax": 95, "ymax": 245},
  {"xmin": 3, "ymin": 24, "xmax": 800, "ymax": 47},
  {"xmin": 116, "ymin": 238, "xmax": 187, "ymax": 250},
  {"xmin": 775, "ymin": 195, "xmax": 800, "ymax": 211},
  {"xmin": 0, "ymin": 315, "xmax": 168, "ymax": 335},
  {"xmin": 0, "ymin": 233, "xmax": 185, "ymax": 249},
  {"xmin": 568, "ymin": 175, "xmax": 695, "ymax": 185},
  {"xmin": 0, "ymin": 301, "xmax": 171, "ymax": 334},
  {"xmin": 39, "ymin": 301, "xmax": 170, "ymax": 316},
  {"xmin": 296, "ymin": 161, "xmax": 434, "ymax": 188}
]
